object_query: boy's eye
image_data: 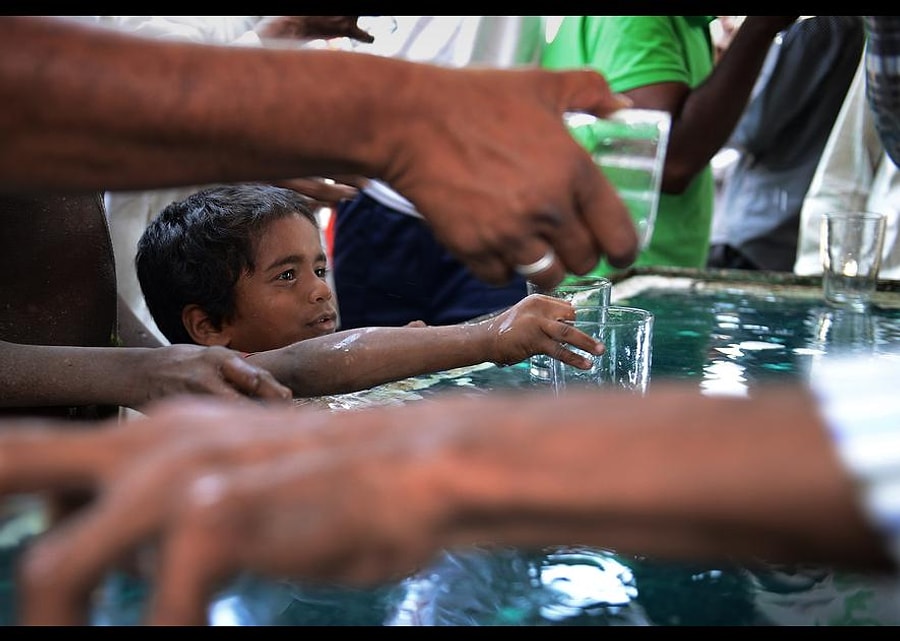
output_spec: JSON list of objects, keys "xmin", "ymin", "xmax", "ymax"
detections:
[
  {"xmin": 315, "ymin": 267, "xmax": 329, "ymax": 279},
  {"xmin": 277, "ymin": 269, "xmax": 296, "ymax": 282}
]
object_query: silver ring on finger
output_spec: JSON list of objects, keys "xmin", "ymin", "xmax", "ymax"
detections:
[{"xmin": 513, "ymin": 249, "xmax": 556, "ymax": 277}]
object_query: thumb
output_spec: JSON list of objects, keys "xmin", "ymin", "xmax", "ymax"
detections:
[{"xmin": 556, "ymin": 69, "xmax": 633, "ymax": 118}]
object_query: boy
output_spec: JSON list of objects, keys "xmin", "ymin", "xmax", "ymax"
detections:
[{"xmin": 137, "ymin": 184, "xmax": 601, "ymax": 397}]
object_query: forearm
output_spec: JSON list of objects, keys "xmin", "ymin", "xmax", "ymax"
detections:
[
  {"xmin": 410, "ymin": 385, "xmax": 891, "ymax": 571},
  {"xmin": 663, "ymin": 17, "xmax": 790, "ymax": 190},
  {"xmin": 0, "ymin": 341, "xmax": 151, "ymax": 408},
  {"xmin": 249, "ymin": 325, "xmax": 488, "ymax": 396},
  {"xmin": 0, "ymin": 17, "xmax": 414, "ymax": 191}
]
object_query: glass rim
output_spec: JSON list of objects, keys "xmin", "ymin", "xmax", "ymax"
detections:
[
  {"xmin": 822, "ymin": 211, "xmax": 886, "ymax": 222},
  {"xmin": 605, "ymin": 305, "xmax": 653, "ymax": 316},
  {"xmin": 562, "ymin": 305, "xmax": 654, "ymax": 327},
  {"xmin": 603, "ymin": 306, "xmax": 655, "ymax": 324},
  {"xmin": 528, "ymin": 276, "xmax": 612, "ymax": 295},
  {"xmin": 564, "ymin": 108, "xmax": 671, "ymax": 132}
]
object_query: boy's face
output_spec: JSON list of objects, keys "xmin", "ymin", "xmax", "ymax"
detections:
[{"xmin": 223, "ymin": 213, "xmax": 338, "ymax": 353}]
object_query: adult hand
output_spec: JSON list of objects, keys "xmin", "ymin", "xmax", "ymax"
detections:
[
  {"xmin": 380, "ymin": 67, "xmax": 638, "ymax": 290},
  {"xmin": 274, "ymin": 177, "xmax": 359, "ymax": 207},
  {"xmin": 131, "ymin": 344, "xmax": 292, "ymax": 407},
  {"xmin": 0, "ymin": 20, "xmax": 636, "ymax": 292},
  {"xmin": 711, "ymin": 16, "xmax": 741, "ymax": 63},
  {"xmin": 6, "ymin": 398, "xmax": 439, "ymax": 624},
  {"xmin": 0, "ymin": 341, "xmax": 292, "ymax": 410},
  {"xmin": 480, "ymin": 294, "xmax": 602, "ymax": 368},
  {"xmin": 254, "ymin": 16, "xmax": 375, "ymax": 43}
]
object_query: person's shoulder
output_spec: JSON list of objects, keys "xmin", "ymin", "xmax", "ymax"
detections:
[{"xmin": 784, "ymin": 16, "xmax": 864, "ymax": 45}]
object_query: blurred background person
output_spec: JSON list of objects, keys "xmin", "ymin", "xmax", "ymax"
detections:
[
  {"xmin": 540, "ymin": 15, "xmax": 796, "ymax": 279},
  {"xmin": 707, "ymin": 16, "xmax": 864, "ymax": 272},
  {"xmin": 793, "ymin": 56, "xmax": 900, "ymax": 279}
]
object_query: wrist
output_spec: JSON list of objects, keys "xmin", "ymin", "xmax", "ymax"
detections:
[
  {"xmin": 116, "ymin": 347, "xmax": 155, "ymax": 409},
  {"xmin": 363, "ymin": 57, "xmax": 437, "ymax": 180}
]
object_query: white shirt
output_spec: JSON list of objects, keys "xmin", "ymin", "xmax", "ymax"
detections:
[
  {"xmin": 794, "ymin": 59, "xmax": 900, "ymax": 279},
  {"xmin": 349, "ymin": 17, "xmax": 546, "ymax": 217}
]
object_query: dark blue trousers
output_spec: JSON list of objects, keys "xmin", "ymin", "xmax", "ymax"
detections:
[{"xmin": 333, "ymin": 192, "xmax": 527, "ymax": 329}]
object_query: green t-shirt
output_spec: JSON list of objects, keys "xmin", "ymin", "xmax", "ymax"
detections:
[{"xmin": 542, "ymin": 16, "xmax": 716, "ymax": 279}]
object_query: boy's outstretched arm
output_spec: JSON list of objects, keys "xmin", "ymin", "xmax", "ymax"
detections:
[{"xmin": 248, "ymin": 295, "xmax": 600, "ymax": 396}]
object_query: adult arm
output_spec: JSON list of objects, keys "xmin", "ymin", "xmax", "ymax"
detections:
[
  {"xmin": 606, "ymin": 16, "xmax": 797, "ymax": 193},
  {"xmin": 0, "ymin": 340, "xmax": 291, "ymax": 409},
  {"xmin": 248, "ymin": 294, "xmax": 599, "ymax": 396},
  {"xmin": 4, "ymin": 382, "xmax": 892, "ymax": 624},
  {"xmin": 0, "ymin": 16, "xmax": 635, "ymax": 288},
  {"xmin": 728, "ymin": 17, "xmax": 864, "ymax": 157}
]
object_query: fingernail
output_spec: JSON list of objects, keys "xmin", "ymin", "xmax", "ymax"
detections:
[{"xmin": 613, "ymin": 93, "xmax": 634, "ymax": 109}]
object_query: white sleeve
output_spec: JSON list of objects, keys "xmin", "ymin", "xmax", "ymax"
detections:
[
  {"xmin": 86, "ymin": 16, "xmax": 260, "ymax": 45},
  {"xmin": 793, "ymin": 59, "xmax": 882, "ymax": 276},
  {"xmin": 809, "ymin": 351, "xmax": 900, "ymax": 564},
  {"xmin": 232, "ymin": 29, "xmax": 262, "ymax": 47}
]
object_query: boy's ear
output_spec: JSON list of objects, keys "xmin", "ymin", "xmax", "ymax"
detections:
[{"xmin": 181, "ymin": 304, "xmax": 232, "ymax": 347}]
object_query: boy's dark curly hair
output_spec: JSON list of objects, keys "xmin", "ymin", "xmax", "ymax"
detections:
[{"xmin": 136, "ymin": 183, "xmax": 318, "ymax": 345}]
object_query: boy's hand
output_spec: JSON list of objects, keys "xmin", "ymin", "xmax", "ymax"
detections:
[{"xmin": 482, "ymin": 294, "xmax": 603, "ymax": 368}]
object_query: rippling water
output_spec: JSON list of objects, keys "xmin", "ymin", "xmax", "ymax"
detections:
[
  {"xmin": 219, "ymin": 281, "xmax": 900, "ymax": 626},
  {"xmin": 10, "ymin": 274, "xmax": 900, "ymax": 625}
]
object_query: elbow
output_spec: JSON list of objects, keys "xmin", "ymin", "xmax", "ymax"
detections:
[{"xmin": 660, "ymin": 160, "xmax": 699, "ymax": 195}]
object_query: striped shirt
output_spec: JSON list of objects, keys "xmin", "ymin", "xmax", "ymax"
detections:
[
  {"xmin": 865, "ymin": 16, "xmax": 900, "ymax": 167},
  {"xmin": 810, "ymin": 348, "xmax": 900, "ymax": 565}
]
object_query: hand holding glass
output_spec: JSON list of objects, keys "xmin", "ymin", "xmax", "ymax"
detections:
[
  {"xmin": 564, "ymin": 108, "xmax": 670, "ymax": 249},
  {"xmin": 527, "ymin": 276, "xmax": 611, "ymax": 383},
  {"xmin": 551, "ymin": 305, "xmax": 654, "ymax": 395}
]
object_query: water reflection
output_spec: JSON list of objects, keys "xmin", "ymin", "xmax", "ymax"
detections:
[
  {"xmin": 746, "ymin": 562, "xmax": 900, "ymax": 626},
  {"xmin": 631, "ymin": 286, "xmax": 900, "ymax": 396},
  {"xmin": 384, "ymin": 546, "xmax": 651, "ymax": 626},
  {"xmin": 809, "ymin": 308, "xmax": 877, "ymax": 356},
  {"xmin": 356, "ymin": 288, "xmax": 900, "ymax": 627},
  {"xmin": 539, "ymin": 547, "xmax": 644, "ymax": 624},
  {"xmin": 279, "ymin": 287, "xmax": 900, "ymax": 627},
  {"xmin": 701, "ymin": 358, "xmax": 749, "ymax": 397}
]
